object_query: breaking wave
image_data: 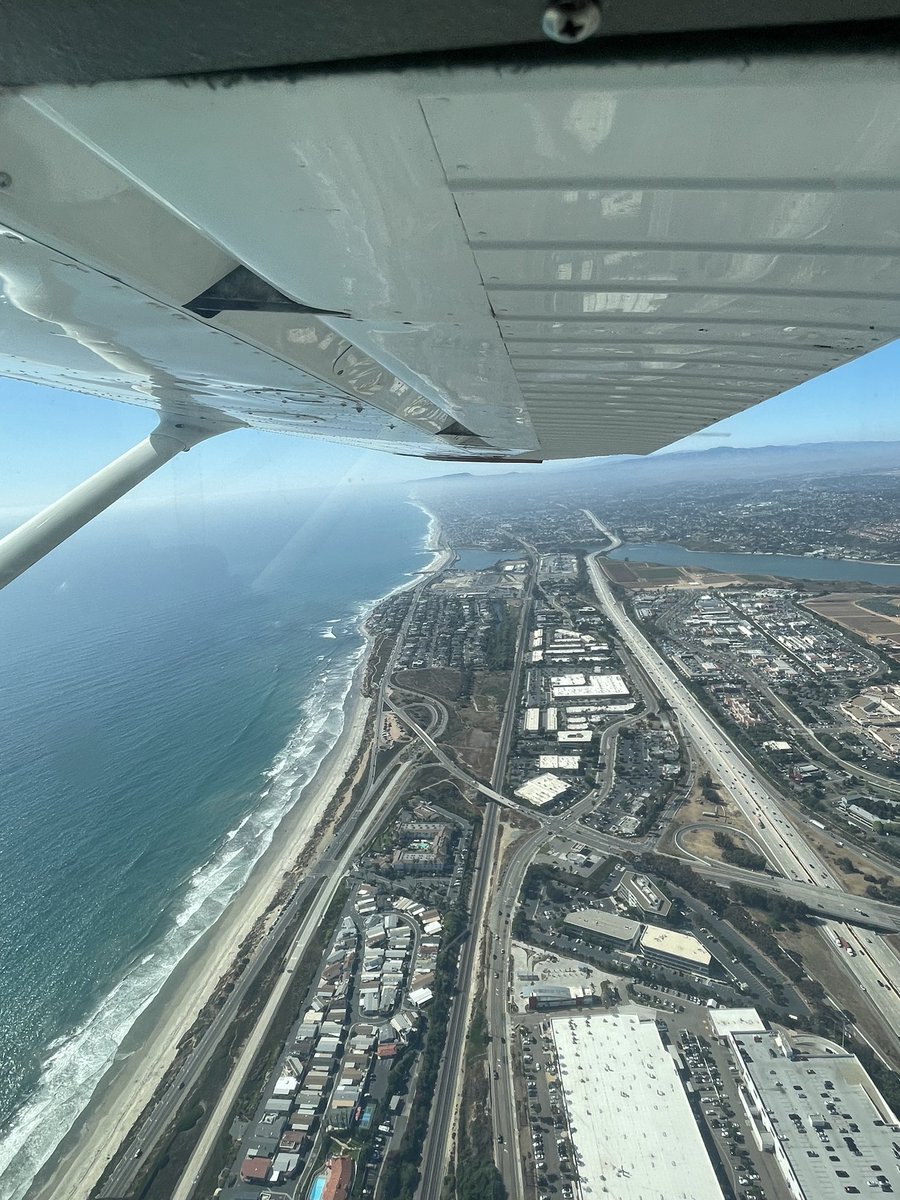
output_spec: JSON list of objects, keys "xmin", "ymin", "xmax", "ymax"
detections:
[{"xmin": 0, "ymin": 648, "xmax": 364, "ymax": 1200}]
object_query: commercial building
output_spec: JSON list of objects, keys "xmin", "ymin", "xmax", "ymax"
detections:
[
  {"xmin": 640, "ymin": 925, "xmax": 712, "ymax": 974},
  {"xmin": 707, "ymin": 1007, "xmax": 765, "ymax": 1039},
  {"xmin": 550, "ymin": 1014, "xmax": 724, "ymax": 1200},
  {"xmin": 616, "ymin": 870, "xmax": 672, "ymax": 919},
  {"xmin": 841, "ymin": 685, "xmax": 900, "ymax": 757},
  {"xmin": 551, "ymin": 672, "xmax": 630, "ymax": 699},
  {"xmin": 521, "ymin": 984, "xmax": 595, "ymax": 1010},
  {"xmin": 728, "ymin": 1027, "xmax": 900, "ymax": 1200},
  {"xmin": 564, "ymin": 909, "xmax": 640, "ymax": 946},
  {"xmin": 537, "ymin": 754, "xmax": 581, "ymax": 771},
  {"xmin": 514, "ymin": 773, "xmax": 569, "ymax": 807},
  {"xmin": 524, "ymin": 707, "xmax": 541, "ymax": 732}
]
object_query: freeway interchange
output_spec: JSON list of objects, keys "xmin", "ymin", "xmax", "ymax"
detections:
[
  {"xmin": 401, "ymin": 542, "xmax": 900, "ymax": 1200},
  {"xmin": 585, "ymin": 552, "xmax": 900, "ymax": 1042},
  {"xmin": 105, "ymin": 533, "xmax": 900, "ymax": 1200}
]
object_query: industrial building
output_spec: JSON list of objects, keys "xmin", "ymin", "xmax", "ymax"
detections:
[
  {"xmin": 550, "ymin": 1013, "xmax": 724, "ymax": 1200},
  {"xmin": 727, "ymin": 1026, "xmax": 900, "ymax": 1200},
  {"xmin": 564, "ymin": 909, "xmax": 640, "ymax": 946}
]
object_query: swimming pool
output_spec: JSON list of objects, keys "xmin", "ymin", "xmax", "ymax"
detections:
[{"xmin": 308, "ymin": 1172, "xmax": 326, "ymax": 1200}]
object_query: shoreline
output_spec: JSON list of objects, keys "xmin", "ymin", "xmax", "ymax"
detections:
[
  {"xmin": 23, "ymin": 535, "xmax": 440, "ymax": 1200},
  {"xmin": 19, "ymin": 500, "xmax": 445, "ymax": 1200},
  {"xmin": 408, "ymin": 498, "xmax": 453, "ymax": 576},
  {"xmin": 27, "ymin": 658, "xmax": 374, "ymax": 1200}
]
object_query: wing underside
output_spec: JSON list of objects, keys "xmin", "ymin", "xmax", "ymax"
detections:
[{"xmin": 1, "ymin": 48, "xmax": 900, "ymax": 460}]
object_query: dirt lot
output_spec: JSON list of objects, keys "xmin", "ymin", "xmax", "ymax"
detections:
[
  {"xmin": 448, "ymin": 724, "xmax": 497, "ymax": 781},
  {"xmin": 630, "ymin": 564, "xmax": 685, "ymax": 583},
  {"xmin": 447, "ymin": 670, "xmax": 511, "ymax": 781},
  {"xmin": 473, "ymin": 671, "xmax": 512, "ymax": 713},
  {"xmin": 601, "ymin": 559, "xmax": 637, "ymax": 583},
  {"xmin": 600, "ymin": 558, "xmax": 753, "ymax": 591},
  {"xmin": 658, "ymin": 775, "xmax": 757, "ymax": 856},
  {"xmin": 803, "ymin": 591, "xmax": 900, "ymax": 646},
  {"xmin": 394, "ymin": 666, "xmax": 463, "ymax": 703},
  {"xmin": 678, "ymin": 823, "xmax": 766, "ymax": 864}
]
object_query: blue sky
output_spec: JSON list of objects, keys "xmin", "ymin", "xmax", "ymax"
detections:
[{"xmin": 1, "ymin": 338, "xmax": 898, "ymax": 512}]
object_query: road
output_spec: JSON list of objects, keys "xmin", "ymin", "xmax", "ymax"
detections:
[
  {"xmin": 586, "ymin": 551, "xmax": 900, "ymax": 1038},
  {"xmin": 415, "ymin": 800, "xmax": 500, "ymax": 1200},
  {"xmin": 384, "ymin": 697, "xmax": 512, "ymax": 807},
  {"xmin": 416, "ymin": 564, "xmax": 534, "ymax": 1200},
  {"xmin": 100, "ymin": 866, "xmax": 329, "ymax": 1197},
  {"xmin": 735, "ymin": 659, "xmax": 900, "ymax": 800},
  {"xmin": 686, "ymin": 859, "xmax": 900, "ymax": 931},
  {"xmin": 170, "ymin": 756, "xmax": 419, "ymax": 1200},
  {"xmin": 674, "ymin": 819, "xmax": 773, "ymax": 866},
  {"xmin": 487, "ymin": 821, "xmax": 551, "ymax": 1196}
]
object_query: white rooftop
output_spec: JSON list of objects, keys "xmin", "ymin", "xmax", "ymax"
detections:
[
  {"xmin": 551, "ymin": 1013, "xmax": 724, "ymax": 1200},
  {"xmin": 732, "ymin": 1028, "xmax": 900, "ymax": 1200},
  {"xmin": 564, "ymin": 909, "xmax": 640, "ymax": 942},
  {"xmin": 641, "ymin": 924, "xmax": 712, "ymax": 969},
  {"xmin": 538, "ymin": 754, "xmax": 581, "ymax": 771},
  {"xmin": 708, "ymin": 1007, "xmax": 765, "ymax": 1038},
  {"xmin": 514, "ymin": 773, "xmax": 569, "ymax": 806},
  {"xmin": 552, "ymin": 673, "xmax": 630, "ymax": 699}
]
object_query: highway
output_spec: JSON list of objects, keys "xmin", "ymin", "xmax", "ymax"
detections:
[
  {"xmin": 386, "ymin": 534, "xmax": 900, "ymax": 1196},
  {"xmin": 488, "ymin": 823, "xmax": 549, "ymax": 1196},
  {"xmin": 586, "ymin": 550, "xmax": 900, "ymax": 1038},
  {"xmin": 100, "ymin": 869, "xmax": 325, "ymax": 1198},
  {"xmin": 415, "ymin": 800, "xmax": 500, "ymax": 1200},
  {"xmin": 384, "ymin": 697, "xmax": 511, "ymax": 807},
  {"xmin": 686, "ymin": 859, "xmax": 900, "ymax": 930},
  {"xmin": 171, "ymin": 755, "xmax": 419, "ymax": 1200},
  {"xmin": 416, "ymin": 565, "xmax": 534, "ymax": 1200}
]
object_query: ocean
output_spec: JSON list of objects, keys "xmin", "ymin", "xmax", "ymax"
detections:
[{"xmin": 0, "ymin": 486, "xmax": 430, "ymax": 1200}]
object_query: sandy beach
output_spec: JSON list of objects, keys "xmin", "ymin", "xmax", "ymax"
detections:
[
  {"xmin": 28, "ymin": 675, "xmax": 373, "ymax": 1200},
  {"xmin": 25, "ymin": 508, "xmax": 449, "ymax": 1200}
]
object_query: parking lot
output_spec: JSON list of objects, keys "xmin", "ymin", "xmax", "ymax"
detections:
[
  {"xmin": 511, "ymin": 1018, "xmax": 582, "ymax": 1200},
  {"xmin": 506, "ymin": 997, "xmax": 795, "ymax": 1200},
  {"xmin": 675, "ymin": 1026, "xmax": 790, "ymax": 1200}
]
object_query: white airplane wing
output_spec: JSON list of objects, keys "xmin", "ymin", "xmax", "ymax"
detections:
[
  {"xmin": 2, "ymin": 24, "xmax": 900, "ymax": 584},
  {"xmin": 3, "ymin": 47, "xmax": 900, "ymax": 464}
]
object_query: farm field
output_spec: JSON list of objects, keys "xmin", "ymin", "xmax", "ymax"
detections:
[{"xmin": 803, "ymin": 591, "xmax": 900, "ymax": 646}]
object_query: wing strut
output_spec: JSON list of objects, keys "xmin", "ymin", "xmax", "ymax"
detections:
[{"xmin": 0, "ymin": 418, "xmax": 228, "ymax": 590}]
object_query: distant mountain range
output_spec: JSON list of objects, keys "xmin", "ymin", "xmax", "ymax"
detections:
[
  {"xmin": 412, "ymin": 441, "xmax": 900, "ymax": 492},
  {"xmin": 579, "ymin": 440, "xmax": 900, "ymax": 486}
]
